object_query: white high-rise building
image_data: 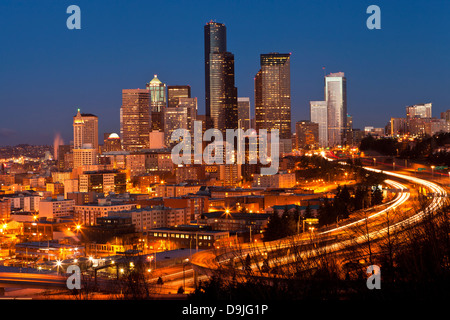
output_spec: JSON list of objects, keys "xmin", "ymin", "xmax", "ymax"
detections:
[
  {"xmin": 325, "ymin": 72, "xmax": 347, "ymax": 146},
  {"xmin": 310, "ymin": 101, "xmax": 328, "ymax": 147}
]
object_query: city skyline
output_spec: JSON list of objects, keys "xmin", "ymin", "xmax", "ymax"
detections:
[
  {"xmin": 1, "ymin": 1, "xmax": 450, "ymax": 304},
  {"xmin": 1, "ymin": 0, "xmax": 450, "ymax": 146}
]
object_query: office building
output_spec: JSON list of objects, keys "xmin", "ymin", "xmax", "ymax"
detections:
[
  {"xmin": 146, "ymin": 75, "xmax": 167, "ymax": 132},
  {"xmin": 390, "ymin": 117, "xmax": 408, "ymax": 136},
  {"xmin": 113, "ymin": 205, "xmax": 189, "ymax": 233},
  {"xmin": 296, "ymin": 120, "xmax": 319, "ymax": 149},
  {"xmin": 237, "ymin": 97, "xmax": 251, "ymax": 131},
  {"xmin": 78, "ymin": 170, "xmax": 127, "ymax": 194},
  {"xmin": 120, "ymin": 89, "xmax": 150, "ymax": 151},
  {"xmin": 167, "ymin": 85, "xmax": 191, "ymax": 108},
  {"xmin": 73, "ymin": 147, "xmax": 97, "ymax": 169},
  {"xmin": 164, "ymin": 97, "xmax": 197, "ymax": 146},
  {"xmin": 325, "ymin": 72, "xmax": 347, "ymax": 146},
  {"xmin": 39, "ymin": 198, "xmax": 75, "ymax": 219},
  {"xmin": 408, "ymin": 117, "xmax": 447, "ymax": 136},
  {"xmin": 57, "ymin": 145, "xmax": 72, "ymax": 171},
  {"xmin": 310, "ymin": 101, "xmax": 328, "ymax": 147},
  {"xmin": 204, "ymin": 21, "xmax": 238, "ymax": 132},
  {"xmin": 406, "ymin": 103, "xmax": 432, "ymax": 120},
  {"xmin": 441, "ymin": 109, "xmax": 450, "ymax": 122},
  {"xmin": 74, "ymin": 202, "xmax": 136, "ymax": 226},
  {"xmin": 255, "ymin": 53, "xmax": 292, "ymax": 152},
  {"xmin": 73, "ymin": 109, "xmax": 98, "ymax": 150}
]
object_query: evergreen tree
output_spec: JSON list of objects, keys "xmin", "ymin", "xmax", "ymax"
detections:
[{"xmin": 263, "ymin": 211, "xmax": 282, "ymax": 241}]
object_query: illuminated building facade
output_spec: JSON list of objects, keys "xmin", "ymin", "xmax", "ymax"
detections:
[
  {"xmin": 255, "ymin": 53, "xmax": 292, "ymax": 152},
  {"xmin": 146, "ymin": 75, "xmax": 167, "ymax": 132},
  {"xmin": 325, "ymin": 72, "xmax": 347, "ymax": 146},
  {"xmin": 120, "ymin": 89, "xmax": 150, "ymax": 151},
  {"xmin": 204, "ymin": 21, "xmax": 238, "ymax": 132},
  {"xmin": 295, "ymin": 120, "xmax": 319, "ymax": 149},
  {"xmin": 167, "ymin": 85, "xmax": 191, "ymax": 108},
  {"xmin": 237, "ymin": 97, "xmax": 251, "ymax": 131},
  {"xmin": 310, "ymin": 101, "xmax": 328, "ymax": 147}
]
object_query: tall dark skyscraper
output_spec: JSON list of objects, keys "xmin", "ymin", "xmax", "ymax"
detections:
[
  {"xmin": 255, "ymin": 53, "xmax": 292, "ymax": 152},
  {"xmin": 204, "ymin": 21, "xmax": 238, "ymax": 132}
]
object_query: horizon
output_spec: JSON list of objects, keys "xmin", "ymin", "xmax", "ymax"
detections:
[{"xmin": 1, "ymin": 0, "xmax": 449, "ymax": 146}]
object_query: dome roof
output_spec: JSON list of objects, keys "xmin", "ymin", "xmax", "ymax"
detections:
[{"xmin": 108, "ymin": 133, "xmax": 120, "ymax": 139}]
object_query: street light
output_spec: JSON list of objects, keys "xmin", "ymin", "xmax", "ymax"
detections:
[
  {"xmin": 183, "ymin": 258, "xmax": 189, "ymax": 293},
  {"xmin": 431, "ymin": 165, "xmax": 435, "ymax": 177}
]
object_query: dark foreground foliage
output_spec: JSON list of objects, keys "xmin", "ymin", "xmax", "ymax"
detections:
[{"xmin": 190, "ymin": 206, "xmax": 450, "ymax": 300}]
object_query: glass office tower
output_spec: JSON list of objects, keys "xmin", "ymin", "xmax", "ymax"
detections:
[
  {"xmin": 204, "ymin": 21, "xmax": 238, "ymax": 132},
  {"xmin": 237, "ymin": 97, "xmax": 251, "ymax": 131},
  {"xmin": 310, "ymin": 101, "xmax": 328, "ymax": 147},
  {"xmin": 255, "ymin": 53, "xmax": 292, "ymax": 152},
  {"xmin": 120, "ymin": 89, "xmax": 150, "ymax": 151},
  {"xmin": 167, "ymin": 85, "xmax": 191, "ymax": 109},
  {"xmin": 325, "ymin": 72, "xmax": 347, "ymax": 147}
]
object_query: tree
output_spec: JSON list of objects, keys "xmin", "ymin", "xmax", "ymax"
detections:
[
  {"xmin": 281, "ymin": 208, "xmax": 296, "ymax": 237},
  {"xmin": 371, "ymin": 186, "xmax": 383, "ymax": 206},
  {"xmin": 263, "ymin": 211, "xmax": 282, "ymax": 241}
]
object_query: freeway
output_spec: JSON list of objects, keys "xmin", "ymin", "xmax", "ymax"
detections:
[
  {"xmin": 0, "ymin": 272, "xmax": 67, "ymax": 289},
  {"xmin": 190, "ymin": 166, "xmax": 448, "ymax": 279}
]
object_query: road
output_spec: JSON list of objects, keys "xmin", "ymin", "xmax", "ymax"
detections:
[
  {"xmin": 2, "ymin": 158, "xmax": 447, "ymax": 297},
  {"xmin": 189, "ymin": 164, "xmax": 448, "ymax": 281}
]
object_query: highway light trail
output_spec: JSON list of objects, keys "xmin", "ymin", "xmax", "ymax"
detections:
[
  {"xmin": 191, "ymin": 163, "xmax": 449, "ymax": 277},
  {"xmin": 320, "ymin": 179, "xmax": 410, "ymax": 235}
]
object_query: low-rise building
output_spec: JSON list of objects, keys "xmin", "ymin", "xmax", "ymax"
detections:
[
  {"xmin": 113, "ymin": 205, "xmax": 189, "ymax": 233},
  {"xmin": 202, "ymin": 211, "xmax": 270, "ymax": 235},
  {"xmin": 252, "ymin": 172, "xmax": 296, "ymax": 189},
  {"xmin": 74, "ymin": 202, "xmax": 136, "ymax": 226},
  {"xmin": 147, "ymin": 225, "xmax": 230, "ymax": 250},
  {"xmin": 39, "ymin": 198, "xmax": 75, "ymax": 219}
]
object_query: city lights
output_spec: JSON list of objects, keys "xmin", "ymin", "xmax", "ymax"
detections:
[{"xmin": 0, "ymin": 1, "xmax": 449, "ymax": 307}]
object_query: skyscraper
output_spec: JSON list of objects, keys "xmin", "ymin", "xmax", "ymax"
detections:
[
  {"xmin": 237, "ymin": 97, "xmax": 251, "ymax": 131},
  {"xmin": 146, "ymin": 75, "xmax": 167, "ymax": 132},
  {"xmin": 164, "ymin": 97, "xmax": 197, "ymax": 146},
  {"xmin": 73, "ymin": 109, "xmax": 85, "ymax": 149},
  {"xmin": 120, "ymin": 89, "xmax": 150, "ymax": 151},
  {"xmin": 295, "ymin": 120, "xmax": 319, "ymax": 149},
  {"xmin": 167, "ymin": 85, "xmax": 191, "ymax": 109},
  {"xmin": 255, "ymin": 53, "xmax": 292, "ymax": 152},
  {"xmin": 325, "ymin": 72, "xmax": 347, "ymax": 146},
  {"xmin": 73, "ymin": 109, "xmax": 98, "ymax": 150},
  {"xmin": 310, "ymin": 101, "xmax": 328, "ymax": 147},
  {"xmin": 204, "ymin": 21, "xmax": 238, "ymax": 132}
]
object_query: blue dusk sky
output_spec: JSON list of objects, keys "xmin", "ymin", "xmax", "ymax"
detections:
[{"xmin": 0, "ymin": 0, "xmax": 449, "ymax": 145}]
